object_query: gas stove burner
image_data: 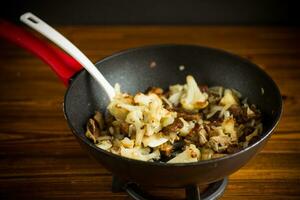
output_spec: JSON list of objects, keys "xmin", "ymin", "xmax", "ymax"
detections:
[{"xmin": 112, "ymin": 176, "xmax": 228, "ymax": 200}]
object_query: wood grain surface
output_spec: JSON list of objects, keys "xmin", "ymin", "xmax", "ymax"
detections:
[{"xmin": 0, "ymin": 26, "xmax": 299, "ymax": 199}]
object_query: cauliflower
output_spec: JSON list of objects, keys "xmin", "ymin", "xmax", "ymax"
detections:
[
  {"xmin": 198, "ymin": 128, "xmax": 208, "ymax": 145},
  {"xmin": 121, "ymin": 137, "xmax": 135, "ymax": 148},
  {"xmin": 96, "ymin": 140, "xmax": 112, "ymax": 150},
  {"xmin": 108, "ymin": 91, "xmax": 176, "ymax": 146},
  {"xmin": 208, "ymin": 135, "xmax": 231, "ymax": 152},
  {"xmin": 179, "ymin": 118, "xmax": 195, "ymax": 136},
  {"xmin": 247, "ymin": 107, "xmax": 255, "ymax": 118},
  {"xmin": 222, "ymin": 117, "xmax": 237, "ymax": 143},
  {"xmin": 142, "ymin": 132, "xmax": 168, "ymax": 148},
  {"xmin": 108, "ymin": 95, "xmax": 131, "ymax": 121},
  {"xmin": 219, "ymin": 89, "xmax": 238, "ymax": 107},
  {"xmin": 168, "ymin": 84, "xmax": 184, "ymax": 106},
  {"xmin": 86, "ymin": 75, "xmax": 263, "ymax": 163},
  {"xmin": 167, "ymin": 144, "xmax": 200, "ymax": 163},
  {"xmin": 168, "ymin": 76, "xmax": 208, "ymax": 111},
  {"xmin": 180, "ymin": 75, "xmax": 209, "ymax": 111},
  {"xmin": 244, "ymin": 124, "xmax": 263, "ymax": 147},
  {"xmin": 120, "ymin": 146, "xmax": 160, "ymax": 161}
]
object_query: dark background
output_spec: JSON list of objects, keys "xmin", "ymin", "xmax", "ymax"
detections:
[{"xmin": 1, "ymin": 0, "xmax": 299, "ymax": 25}]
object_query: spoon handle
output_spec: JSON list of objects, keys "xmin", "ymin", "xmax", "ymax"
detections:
[{"xmin": 20, "ymin": 12, "xmax": 115, "ymax": 100}]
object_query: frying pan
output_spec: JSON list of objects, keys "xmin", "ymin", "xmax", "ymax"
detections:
[{"xmin": 0, "ymin": 20, "xmax": 282, "ymax": 200}]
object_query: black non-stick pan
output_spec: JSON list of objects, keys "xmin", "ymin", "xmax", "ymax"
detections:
[{"xmin": 0, "ymin": 20, "xmax": 282, "ymax": 200}]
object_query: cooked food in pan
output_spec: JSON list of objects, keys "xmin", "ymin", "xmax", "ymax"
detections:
[{"xmin": 85, "ymin": 75, "xmax": 262, "ymax": 163}]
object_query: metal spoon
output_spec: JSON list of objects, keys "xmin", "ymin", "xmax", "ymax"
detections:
[{"xmin": 20, "ymin": 12, "xmax": 115, "ymax": 100}]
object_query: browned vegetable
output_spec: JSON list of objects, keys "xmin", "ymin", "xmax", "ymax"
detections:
[
  {"xmin": 85, "ymin": 76, "xmax": 263, "ymax": 163},
  {"xmin": 146, "ymin": 87, "xmax": 164, "ymax": 96},
  {"xmin": 162, "ymin": 118, "xmax": 184, "ymax": 133},
  {"xmin": 159, "ymin": 142, "xmax": 173, "ymax": 157},
  {"xmin": 86, "ymin": 117, "xmax": 101, "ymax": 143},
  {"xmin": 177, "ymin": 111, "xmax": 201, "ymax": 121}
]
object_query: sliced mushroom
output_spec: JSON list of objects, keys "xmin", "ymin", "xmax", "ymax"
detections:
[
  {"xmin": 208, "ymin": 135, "xmax": 231, "ymax": 152},
  {"xmin": 198, "ymin": 128, "xmax": 208, "ymax": 146},
  {"xmin": 93, "ymin": 111, "xmax": 105, "ymax": 130},
  {"xmin": 201, "ymin": 148, "xmax": 214, "ymax": 160},
  {"xmin": 229, "ymin": 105, "xmax": 248, "ymax": 124},
  {"xmin": 184, "ymin": 123, "xmax": 201, "ymax": 146},
  {"xmin": 205, "ymin": 105, "xmax": 223, "ymax": 119},
  {"xmin": 162, "ymin": 118, "xmax": 184, "ymax": 133},
  {"xmin": 177, "ymin": 111, "xmax": 201, "ymax": 121},
  {"xmin": 120, "ymin": 122, "xmax": 130, "ymax": 135},
  {"xmin": 222, "ymin": 118, "xmax": 237, "ymax": 143},
  {"xmin": 85, "ymin": 118, "xmax": 102, "ymax": 143},
  {"xmin": 85, "ymin": 129, "xmax": 96, "ymax": 143}
]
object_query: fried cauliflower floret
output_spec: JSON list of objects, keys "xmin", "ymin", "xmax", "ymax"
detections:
[
  {"xmin": 142, "ymin": 132, "xmax": 169, "ymax": 148},
  {"xmin": 121, "ymin": 137, "xmax": 135, "ymax": 148},
  {"xmin": 108, "ymin": 93, "xmax": 133, "ymax": 121},
  {"xmin": 219, "ymin": 89, "xmax": 238, "ymax": 107},
  {"xmin": 208, "ymin": 135, "xmax": 231, "ymax": 152},
  {"xmin": 178, "ymin": 117, "xmax": 195, "ymax": 136},
  {"xmin": 180, "ymin": 75, "xmax": 209, "ymax": 111},
  {"xmin": 96, "ymin": 140, "xmax": 112, "ymax": 150},
  {"xmin": 108, "ymin": 91, "xmax": 177, "ymax": 147},
  {"xmin": 167, "ymin": 144, "xmax": 201, "ymax": 163},
  {"xmin": 222, "ymin": 117, "xmax": 237, "ymax": 143},
  {"xmin": 168, "ymin": 76, "xmax": 208, "ymax": 111},
  {"xmin": 168, "ymin": 84, "xmax": 184, "ymax": 106},
  {"xmin": 86, "ymin": 75, "xmax": 263, "ymax": 163},
  {"xmin": 120, "ymin": 146, "xmax": 160, "ymax": 161}
]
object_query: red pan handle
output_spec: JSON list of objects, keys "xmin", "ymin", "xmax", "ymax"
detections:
[{"xmin": 0, "ymin": 19, "xmax": 82, "ymax": 86}]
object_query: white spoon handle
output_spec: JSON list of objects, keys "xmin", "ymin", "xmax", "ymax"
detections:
[{"xmin": 20, "ymin": 12, "xmax": 115, "ymax": 100}]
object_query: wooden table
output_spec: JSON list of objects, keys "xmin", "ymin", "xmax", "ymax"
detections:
[{"xmin": 0, "ymin": 26, "xmax": 299, "ymax": 199}]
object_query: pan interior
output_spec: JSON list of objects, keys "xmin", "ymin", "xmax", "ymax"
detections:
[{"xmin": 65, "ymin": 45, "xmax": 282, "ymax": 153}]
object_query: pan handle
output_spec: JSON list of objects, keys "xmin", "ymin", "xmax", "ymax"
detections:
[{"xmin": 0, "ymin": 19, "xmax": 82, "ymax": 86}]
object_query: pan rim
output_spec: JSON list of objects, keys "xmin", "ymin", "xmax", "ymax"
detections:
[{"xmin": 64, "ymin": 43, "xmax": 283, "ymax": 167}]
